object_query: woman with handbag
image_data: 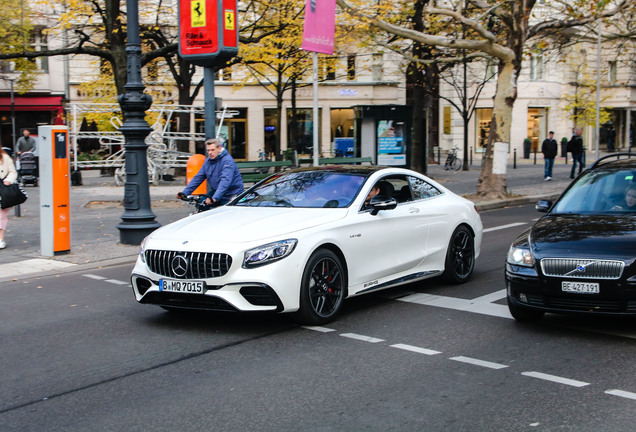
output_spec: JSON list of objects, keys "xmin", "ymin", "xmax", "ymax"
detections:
[{"xmin": 0, "ymin": 147, "xmax": 18, "ymax": 249}]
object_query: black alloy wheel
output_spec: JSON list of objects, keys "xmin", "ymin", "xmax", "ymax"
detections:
[
  {"xmin": 443, "ymin": 225, "xmax": 475, "ymax": 284},
  {"xmin": 296, "ymin": 249, "xmax": 346, "ymax": 325}
]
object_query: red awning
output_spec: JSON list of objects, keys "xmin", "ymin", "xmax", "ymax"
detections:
[{"xmin": 0, "ymin": 95, "xmax": 63, "ymax": 111}]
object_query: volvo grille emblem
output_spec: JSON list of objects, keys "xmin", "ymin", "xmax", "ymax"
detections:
[
  {"xmin": 171, "ymin": 255, "xmax": 189, "ymax": 278},
  {"xmin": 564, "ymin": 261, "xmax": 594, "ymax": 277}
]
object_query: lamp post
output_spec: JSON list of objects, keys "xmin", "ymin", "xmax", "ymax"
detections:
[
  {"xmin": 6, "ymin": 77, "xmax": 20, "ymax": 217},
  {"xmin": 8, "ymin": 78, "xmax": 16, "ymax": 155},
  {"xmin": 116, "ymin": 0, "xmax": 160, "ymax": 244}
]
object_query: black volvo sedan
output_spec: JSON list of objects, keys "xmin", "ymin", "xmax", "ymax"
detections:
[{"xmin": 506, "ymin": 154, "xmax": 636, "ymax": 321}]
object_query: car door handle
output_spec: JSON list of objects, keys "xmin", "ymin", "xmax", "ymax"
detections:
[{"xmin": 409, "ymin": 207, "xmax": 420, "ymax": 213}]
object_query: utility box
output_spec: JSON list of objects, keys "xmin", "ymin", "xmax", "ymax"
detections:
[{"xmin": 38, "ymin": 125, "xmax": 70, "ymax": 256}]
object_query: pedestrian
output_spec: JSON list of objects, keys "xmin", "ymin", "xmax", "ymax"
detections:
[
  {"xmin": 177, "ymin": 138, "xmax": 244, "ymax": 207},
  {"xmin": 568, "ymin": 128, "xmax": 584, "ymax": 179},
  {"xmin": 541, "ymin": 131, "xmax": 558, "ymax": 181},
  {"xmin": 16, "ymin": 129, "xmax": 36, "ymax": 155},
  {"xmin": 607, "ymin": 126, "xmax": 616, "ymax": 152},
  {"xmin": 0, "ymin": 147, "xmax": 19, "ymax": 249}
]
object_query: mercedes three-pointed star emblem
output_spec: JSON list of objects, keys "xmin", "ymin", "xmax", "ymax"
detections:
[{"xmin": 171, "ymin": 255, "xmax": 189, "ymax": 278}]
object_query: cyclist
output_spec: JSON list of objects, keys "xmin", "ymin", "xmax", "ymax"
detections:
[{"xmin": 177, "ymin": 138, "xmax": 244, "ymax": 208}]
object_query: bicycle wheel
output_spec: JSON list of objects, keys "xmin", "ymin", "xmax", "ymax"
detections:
[{"xmin": 451, "ymin": 157, "xmax": 462, "ymax": 171}]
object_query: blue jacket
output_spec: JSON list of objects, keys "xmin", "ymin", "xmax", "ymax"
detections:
[{"xmin": 183, "ymin": 149, "xmax": 244, "ymax": 202}]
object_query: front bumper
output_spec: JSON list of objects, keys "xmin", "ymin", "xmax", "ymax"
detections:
[
  {"xmin": 131, "ymin": 254, "xmax": 302, "ymax": 313},
  {"xmin": 505, "ymin": 263, "xmax": 636, "ymax": 316}
]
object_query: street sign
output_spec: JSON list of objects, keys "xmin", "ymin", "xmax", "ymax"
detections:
[{"xmin": 178, "ymin": 0, "xmax": 238, "ymax": 66}]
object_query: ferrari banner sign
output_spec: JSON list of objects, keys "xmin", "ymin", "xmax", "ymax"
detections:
[{"xmin": 178, "ymin": 0, "xmax": 238, "ymax": 66}]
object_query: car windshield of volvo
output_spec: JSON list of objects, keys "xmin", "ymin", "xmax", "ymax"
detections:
[
  {"xmin": 550, "ymin": 169, "xmax": 636, "ymax": 215},
  {"xmin": 233, "ymin": 171, "xmax": 368, "ymax": 208}
]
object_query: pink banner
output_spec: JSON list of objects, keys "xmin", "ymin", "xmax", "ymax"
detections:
[{"xmin": 301, "ymin": 0, "xmax": 336, "ymax": 55}]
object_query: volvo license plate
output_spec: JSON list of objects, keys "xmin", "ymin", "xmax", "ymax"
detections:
[
  {"xmin": 562, "ymin": 281, "xmax": 599, "ymax": 294},
  {"xmin": 159, "ymin": 279, "xmax": 205, "ymax": 293}
]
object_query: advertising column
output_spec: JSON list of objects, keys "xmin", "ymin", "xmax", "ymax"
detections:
[{"xmin": 38, "ymin": 125, "xmax": 70, "ymax": 256}]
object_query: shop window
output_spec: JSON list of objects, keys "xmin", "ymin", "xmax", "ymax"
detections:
[
  {"xmin": 287, "ymin": 108, "xmax": 321, "ymax": 155},
  {"xmin": 475, "ymin": 108, "xmax": 493, "ymax": 153}
]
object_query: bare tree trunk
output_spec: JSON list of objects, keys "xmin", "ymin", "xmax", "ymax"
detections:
[{"xmin": 476, "ymin": 61, "xmax": 516, "ymax": 199}]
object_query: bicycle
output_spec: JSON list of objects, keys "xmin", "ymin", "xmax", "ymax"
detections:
[
  {"xmin": 444, "ymin": 147, "xmax": 463, "ymax": 171},
  {"xmin": 177, "ymin": 192, "xmax": 214, "ymax": 215}
]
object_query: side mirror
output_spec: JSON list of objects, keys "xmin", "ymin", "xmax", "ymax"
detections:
[
  {"xmin": 369, "ymin": 195, "xmax": 397, "ymax": 215},
  {"xmin": 535, "ymin": 200, "xmax": 552, "ymax": 212}
]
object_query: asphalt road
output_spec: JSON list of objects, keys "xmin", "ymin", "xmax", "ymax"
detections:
[{"xmin": 2, "ymin": 204, "xmax": 636, "ymax": 431}]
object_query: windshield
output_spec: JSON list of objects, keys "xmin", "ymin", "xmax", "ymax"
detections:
[
  {"xmin": 233, "ymin": 171, "xmax": 367, "ymax": 208},
  {"xmin": 552, "ymin": 169, "xmax": 636, "ymax": 214}
]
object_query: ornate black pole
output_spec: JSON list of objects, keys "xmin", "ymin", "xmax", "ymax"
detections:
[{"xmin": 116, "ymin": 0, "xmax": 161, "ymax": 244}]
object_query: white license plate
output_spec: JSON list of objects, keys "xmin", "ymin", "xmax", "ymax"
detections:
[
  {"xmin": 159, "ymin": 279, "xmax": 205, "ymax": 294},
  {"xmin": 562, "ymin": 281, "xmax": 599, "ymax": 294}
]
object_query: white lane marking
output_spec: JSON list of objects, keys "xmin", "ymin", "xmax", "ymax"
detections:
[
  {"xmin": 472, "ymin": 289, "xmax": 507, "ymax": 303},
  {"xmin": 605, "ymin": 389, "xmax": 636, "ymax": 400},
  {"xmin": 340, "ymin": 333, "xmax": 385, "ymax": 343},
  {"xmin": 105, "ymin": 279, "xmax": 129, "ymax": 285},
  {"xmin": 391, "ymin": 344, "xmax": 441, "ymax": 356},
  {"xmin": 302, "ymin": 326, "xmax": 337, "ymax": 333},
  {"xmin": 397, "ymin": 293, "xmax": 512, "ymax": 319},
  {"xmin": 483, "ymin": 222, "xmax": 527, "ymax": 233},
  {"xmin": 83, "ymin": 274, "xmax": 107, "ymax": 280},
  {"xmin": 450, "ymin": 356, "xmax": 508, "ymax": 370},
  {"xmin": 522, "ymin": 371, "xmax": 590, "ymax": 387}
]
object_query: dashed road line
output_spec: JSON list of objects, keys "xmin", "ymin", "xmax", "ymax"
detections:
[
  {"xmin": 302, "ymin": 326, "xmax": 337, "ymax": 333},
  {"xmin": 521, "ymin": 371, "xmax": 590, "ymax": 387},
  {"xmin": 340, "ymin": 333, "xmax": 385, "ymax": 343},
  {"xmin": 302, "ymin": 327, "xmax": 635, "ymax": 402},
  {"xmin": 390, "ymin": 344, "xmax": 441, "ymax": 356},
  {"xmin": 105, "ymin": 279, "xmax": 130, "ymax": 285},
  {"xmin": 83, "ymin": 274, "xmax": 107, "ymax": 280},
  {"xmin": 450, "ymin": 356, "xmax": 508, "ymax": 370},
  {"xmin": 605, "ymin": 389, "xmax": 636, "ymax": 400}
]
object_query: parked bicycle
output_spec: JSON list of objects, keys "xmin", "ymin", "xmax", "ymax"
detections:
[{"xmin": 444, "ymin": 147, "xmax": 463, "ymax": 171}]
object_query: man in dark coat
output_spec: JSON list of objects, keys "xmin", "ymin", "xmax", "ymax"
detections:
[
  {"xmin": 541, "ymin": 131, "xmax": 558, "ymax": 180},
  {"xmin": 568, "ymin": 128, "xmax": 584, "ymax": 179}
]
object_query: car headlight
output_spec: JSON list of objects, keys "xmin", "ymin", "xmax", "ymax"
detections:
[
  {"xmin": 139, "ymin": 236, "xmax": 148, "ymax": 263},
  {"xmin": 507, "ymin": 245, "xmax": 535, "ymax": 267},
  {"xmin": 243, "ymin": 239, "xmax": 297, "ymax": 268}
]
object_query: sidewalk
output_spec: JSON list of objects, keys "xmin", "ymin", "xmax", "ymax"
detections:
[{"xmin": 0, "ymin": 154, "xmax": 583, "ymax": 281}]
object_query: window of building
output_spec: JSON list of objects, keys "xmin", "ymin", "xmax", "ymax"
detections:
[
  {"xmin": 223, "ymin": 67, "xmax": 232, "ymax": 81},
  {"xmin": 194, "ymin": 108, "xmax": 247, "ymax": 159},
  {"xmin": 530, "ymin": 54, "xmax": 543, "ymax": 80},
  {"xmin": 287, "ymin": 108, "xmax": 321, "ymax": 155},
  {"xmin": 347, "ymin": 55, "xmax": 356, "ymax": 81},
  {"xmin": 30, "ymin": 28, "xmax": 48, "ymax": 73},
  {"xmin": 475, "ymin": 108, "xmax": 493, "ymax": 153},
  {"xmin": 263, "ymin": 108, "xmax": 278, "ymax": 156},
  {"xmin": 608, "ymin": 61, "xmax": 617, "ymax": 85},
  {"xmin": 320, "ymin": 57, "xmax": 336, "ymax": 81},
  {"xmin": 372, "ymin": 54, "xmax": 383, "ymax": 81}
]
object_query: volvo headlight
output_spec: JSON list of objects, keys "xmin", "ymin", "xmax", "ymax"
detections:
[
  {"xmin": 507, "ymin": 245, "xmax": 535, "ymax": 267},
  {"xmin": 243, "ymin": 239, "xmax": 297, "ymax": 268}
]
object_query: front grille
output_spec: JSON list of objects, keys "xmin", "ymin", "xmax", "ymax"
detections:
[
  {"xmin": 145, "ymin": 249, "xmax": 232, "ymax": 279},
  {"xmin": 541, "ymin": 258, "xmax": 624, "ymax": 280}
]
